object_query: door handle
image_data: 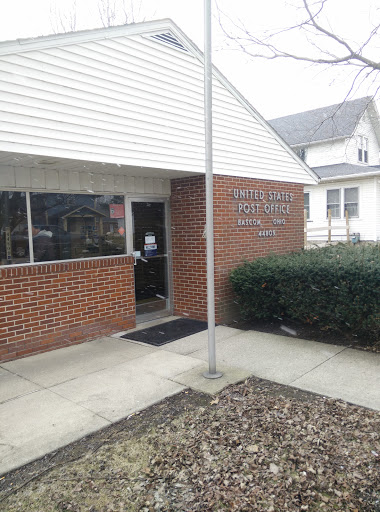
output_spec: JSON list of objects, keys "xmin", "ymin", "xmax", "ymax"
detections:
[{"xmin": 131, "ymin": 251, "xmax": 141, "ymax": 265}]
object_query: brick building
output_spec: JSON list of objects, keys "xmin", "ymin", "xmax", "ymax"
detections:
[{"xmin": 0, "ymin": 20, "xmax": 318, "ymax": 362}]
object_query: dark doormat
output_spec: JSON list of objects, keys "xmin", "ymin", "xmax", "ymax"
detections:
[{"xmin": 121, "ymin": 318, "xmax": 208, "ymax": 346}]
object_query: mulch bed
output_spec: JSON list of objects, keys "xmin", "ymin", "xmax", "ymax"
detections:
[
  {"xmin": 227, "ymin": 318, "xmax": 380, "ymax": 353},
  {"xmin": 0, "ymin": 378, "xmax": 379, "ymax": 512}
]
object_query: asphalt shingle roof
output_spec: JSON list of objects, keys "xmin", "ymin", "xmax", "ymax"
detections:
[
  {"xmin": 269, "ymin": 97, "xmax": 372, "ymax": 145},
  {"xmin": 313, "ymin": 163, "xmax": 380, "ymax": 179}
]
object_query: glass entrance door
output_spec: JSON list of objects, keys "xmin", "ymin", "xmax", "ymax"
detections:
[{"xmin": 131, "ymin": 200, "xmax": 170, "ymax": 320}]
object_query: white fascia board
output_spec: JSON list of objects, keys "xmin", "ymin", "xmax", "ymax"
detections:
[
  {"xmin": 320, "ymin": 170, "xmax": 380, "ymax": 182},
  {"xmin": 0, "ymin": 19, "xmax": 177, "ymax": 55}
]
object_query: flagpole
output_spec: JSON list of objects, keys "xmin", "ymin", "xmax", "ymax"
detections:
[{"xmin": 203, "ymin": 0, "xmax": 222, "ymax": 379}]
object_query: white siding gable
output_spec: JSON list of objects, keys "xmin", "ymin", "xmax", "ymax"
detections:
[
  {"xmin": 345, "ymin": 111, "xmax": 380, "ymax": 166},
  {"xmin": 0, "ymin": 22, "xmax": 317, "ymax": 186},
  {"xmin": 305, "ymin": 138, "xmax": 348, "ymax": 167}
]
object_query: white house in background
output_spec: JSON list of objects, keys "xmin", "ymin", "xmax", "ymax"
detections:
[{"xmin": 270, "ymin": 97, "xmax": 380, "ymax": 242}]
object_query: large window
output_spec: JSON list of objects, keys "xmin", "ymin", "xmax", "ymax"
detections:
[
  {"xmin": 0, "ymin": 192, "xmax": 126, "ymax": 265},
  {"xmin": 357, "ymin": 135, "xmax": 368, "ymax": 163},
  {"xmin": 327, "ymin": 187, "xmax": 359, "ymax": 219},
  {"xmin": 304, "ymin": 192, "xmax": 310, "ymax": 219},
  {"xmin": 0, "ymin": 191, "xmax": 29, "ymax": 265}
]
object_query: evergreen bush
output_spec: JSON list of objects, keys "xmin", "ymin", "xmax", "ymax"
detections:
[{"xmin": 230, "ymin": 244, "xmax": 380, "ymax": 342}]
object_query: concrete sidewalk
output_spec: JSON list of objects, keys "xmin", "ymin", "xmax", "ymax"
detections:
[{"xmin": 0, "ymin": 318, "xmax": 379, "ymax": 476}]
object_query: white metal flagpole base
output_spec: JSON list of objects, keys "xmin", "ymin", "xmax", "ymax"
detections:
[{"xmin": 203, "ymin": 371, "xmax": 223, "ymax": 379}]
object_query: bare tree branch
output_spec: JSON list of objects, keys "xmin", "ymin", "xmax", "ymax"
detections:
[
  {"xmin": 50, "ymin": 0, "xmax": 149, "ymax": 33},
  {"xmin": 98, "ymin": 0, "xmax": 147, "ymax": 27},
  {"xmin": 50, "ymin": 0, "xmax": 78, "ymax": 34},
  {"xmin": 216, "ymin": 0, "xmax": 380, "ymax": 72},
  {"xmin": 98, "ymin": 0, "xmax": 117, "ymax": 28}
]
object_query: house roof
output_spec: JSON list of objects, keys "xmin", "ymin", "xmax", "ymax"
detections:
[
  {"xmin": 269, "ymin": 97, "xmax": 375, "ymax": 146},
  {"xmin": 313, "ymin": 163, "xmax": 380, "ymax": 180}
]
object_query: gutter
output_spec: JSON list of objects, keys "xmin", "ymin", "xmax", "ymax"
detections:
[
  {"xmin": 320, "ymin": 170, "xmax": 380, "ymax": 182},
  {"xmin": 291, "ymin": 136, "xmax": 347, "ymax": 148}
]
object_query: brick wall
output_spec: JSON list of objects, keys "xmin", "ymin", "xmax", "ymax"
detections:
[
  {"xmin": 171, "ymin": 176, "xmax": 208, "ymax": 321},
  {"xmin": 214, "ymin": 175, "xmax": 304, "ymax": 322},
  {"xmin": 1, "ymin": 175, "xmax": 305, "ymax": 362},
  {"xmin": 171, "ymin": 175, "xmax": 304, "ymax": 323},
  {"xmin": 0, "ymin": 256, "xmax": 136, "ymax": 362}
]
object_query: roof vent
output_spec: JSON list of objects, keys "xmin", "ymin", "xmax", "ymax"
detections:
[{"xmin": 149, "ymin": 32, "xmax": 188, "ymax": 52}]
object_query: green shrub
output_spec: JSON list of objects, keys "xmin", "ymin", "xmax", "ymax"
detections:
[{"xmin": 230, "ymin": 244, "xmax": 380, "ymax": 341}]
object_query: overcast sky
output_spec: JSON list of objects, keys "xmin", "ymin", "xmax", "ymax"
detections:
[{"xmin": 0, "ymin": 0, "xmax": 378, "ymax": 119}]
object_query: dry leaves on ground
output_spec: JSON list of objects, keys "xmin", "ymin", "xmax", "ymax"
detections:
[{"xmin": 1, "ymin": 378, "xmax": 379, "ymax": 512}]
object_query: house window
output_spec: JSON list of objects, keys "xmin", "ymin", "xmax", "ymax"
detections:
[
  {"xmin": 327, "ymin": 189, "xmax": 341, "ymax": 218},
  {"xmin": 0, "ymin": 191, "xmax": 127, "ymax": 265},
  {"xmin": 357, "ymin": 135, "xmax": 368, "ymax": 163},
  {"xmin": 296, "ymin": 147, "xmax": 307, "ymax": 161},
  {"xmin": 344, "ymin": 187, "xmax": 359, "ymax": 218},
  {"xmin": 304, "ymin": 192, "xmax": 310, "ymax": 219},
  {"xmin": 327, "ymin": 187, "xmax": 359, "ymax": 219}
]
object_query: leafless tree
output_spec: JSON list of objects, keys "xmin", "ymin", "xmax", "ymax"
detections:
[
  {"xmin": 216, "ymin": 0, "xmax": 380, "ymax": 101},
  {"xmin": 50, "ymin": 0, "xmax": 78, "ymax": 34},
  {"xmin": 50, "ymin": 0, "xmax": 149, "ymax": 34},
  {"xmin": 98, "ymin": 0, "xmax": 144, "ymax": 27}
]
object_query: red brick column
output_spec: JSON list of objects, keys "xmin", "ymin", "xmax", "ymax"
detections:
[
  {"xmin": 0, "ymin": 256, "xmax": 135, "ymax": 362},
  {"xmin": 171, "ymin": 175, "xmax": 304, "ymax": 324},
  {"xmin": 171, "ymin": 176, "xmax": 208, "ymax": 321}
]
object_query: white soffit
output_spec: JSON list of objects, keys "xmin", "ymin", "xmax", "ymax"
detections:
[{"xmin": 0, "ymin": 151, "xmax": 199, "ymax": 180}]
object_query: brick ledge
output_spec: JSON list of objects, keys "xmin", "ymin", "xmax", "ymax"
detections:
[{"xmin": 0, "ymin": 255, "xmax": 134, "ymax": 278}]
